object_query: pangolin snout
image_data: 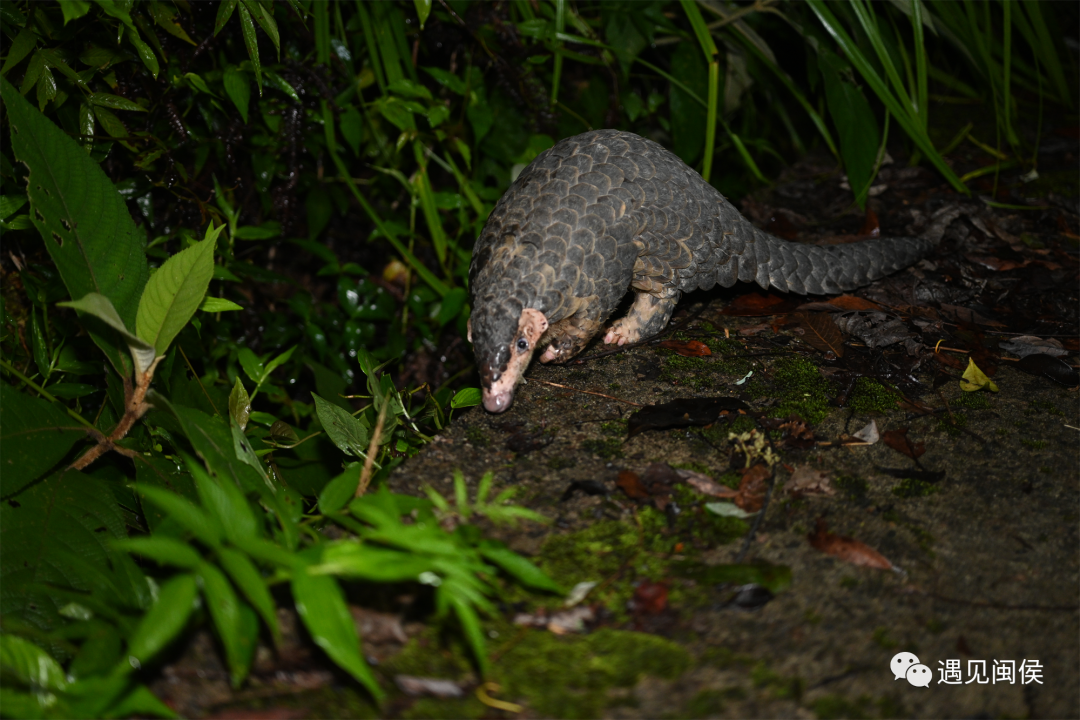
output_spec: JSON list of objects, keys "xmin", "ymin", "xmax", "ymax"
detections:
[{"xmin": 482, "ymin": 389, "xmax": 513, "ymax": 413}]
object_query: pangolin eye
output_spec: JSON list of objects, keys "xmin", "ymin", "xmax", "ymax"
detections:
[{"xmin": 516, "ymin": 338, "xmax": 529, "ymax": 352}]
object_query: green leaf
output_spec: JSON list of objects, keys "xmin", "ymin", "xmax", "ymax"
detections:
[
  {"xmin": 262, "ymin": 345, "xmax": 297, "ymax": 378},
  {"xmin": 114, "ymin": 537, "xmax": 203, "ymax": 569},
  {"xmin": 237, "ymin": 347, "xmax": 264, "ymax": 385},
  {"xmin": 136, "ymin": 484, "xmax": 223, "ymax": 548},
  {"xmin": 88, "ymin": 92, "xmax": 146, "ymax": 112},
  {"xmin": 450, "ymin": 387, "xmax": 481, "ymax": 409},
  {"xmin": 59, "ymin": 292, "xmax": 156, "ymax": 374},
  {"xmin": 217, "ymin": 547, "xmax": 281, "ymax": 648},
  {"xmin": 1, "ymin": 76, "xmax": 148, "ymax": 372},
  {"xmin": 214, "ymin": 0, "xmax": 238, "ymax": 36},
  {"xmin": 669, "ymin": 42, "xmax": 707, "ymax": 166},
  {"xmin": 222, "ymin": 65, "xmax": 250, "ymax": 123},
  {"xmin": 125, "ymin": 27, "xmax": 160, "ymax": 79},
  {"xmin": 317, "ymin": 463, "xmax": 362, "ymax": 514},
  {"xmin": 0, "ymin": 383, "xmax": 86, "ymax": 495},
  {"xmin": 240, "ymin": 0, "xmax": 280, "ymax": 56},
  {"xmin": 313, "ymin": 541, "xmax": 433, "ymax": 582},
  {"xmin": 0, "ymin": 28, "xmax": 39, "ymax": 76},
  {"xmin": 229, "ymin": 377, "xmax": 251, "ymax": 431},
  {"xmin": 413, "ymin": 0, "xmax": 431, "ymax": 29},
  {"xmin": 444, "ymin": 590, "xmax": 490, "ymax": 677},
  {"xmin": 197, "ymin": 560, "xmax": 252, "ymax": 687},
  {"xmin": 422, "ymin": 66, "xmax": 466, "ymax": 95},
  {"xmin": 339, "ymin": 104, "xmax": 363, "ymax": 156},
  {"xmin": 0, "ymin": 193, "xmax": 28, "ymax": 219},
  {"xmin": 124, "ymin": 573, "xmax": 198, "ymax": 669},
  {"xmin": 200, "ymin": 296, "xmax": 243, "ymax": 312},
  {"xmin": 183, "ymin": 453, "xmax": 259, "ymax": 543},
  {"xmin": 136, "ymin": 224, "xmax": 222, "ymax": 356},
  {"xmin": 236, "ymin": 3, "xmax": 262, "ymax": 92},
  {"xmin": 388, "ymin": 77, "xmax": 432, "ymax": 101},
  {"xmin": 818, "ymin": 48, "xmax": 879, "ymax": 209},
  {"xmin": 479, "ymin": 543, "xmax": 562, "ymax": 593},
  {"xmin": 312, "ymin": 392, "xmax": 368, "ymax": 457},
  {"xmin": 58, "ymin": 0, "xmax": 92, "ymax": 24},
  {"xmin": 0, "ymin": 634, "xmax": 68, "ymax": 692},
  {"xmin": 94, "ymin": 682, "xmax": 177, "ymax": 719},
  {"xmin": 148, "ymin": 0, "xmax": 195, "ymax": 44},
  {"xmin": 292, "ymin": 563, "xmax": 384, "ymax": 700},
  {"xmin": 183, "ymin": 71, "xmax": 217, "ymax": 97}
]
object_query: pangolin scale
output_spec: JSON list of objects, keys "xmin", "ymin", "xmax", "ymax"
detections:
[{"xmin": 468, "ymin": 129, "xmax": 935, "ymax": 413}]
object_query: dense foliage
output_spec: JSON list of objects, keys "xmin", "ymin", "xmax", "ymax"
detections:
[{"xmin": 0, "ymin": 0, "xmax": 1073, "ymax": 716}]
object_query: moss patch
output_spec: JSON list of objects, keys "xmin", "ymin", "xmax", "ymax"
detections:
[
  {"xmin": 892, "ymin": 477, "xmax": 941, "ymax": 498},
  {"xmin": 848, "ymin": 378, "xmax": 902, "ymax": 414},
  {"xmin": 763, "ymin": 357, "xmax": 833, "ymax": 424}
]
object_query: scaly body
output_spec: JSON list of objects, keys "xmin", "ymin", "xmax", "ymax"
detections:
[{"xmin": 468, "ymin": 130, "xmax": 934, "ymax": 412}]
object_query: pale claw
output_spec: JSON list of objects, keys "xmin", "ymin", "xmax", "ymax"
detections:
[{"xmin": 540, "ymin": 345, "xmax": 561, "ymax": 363}]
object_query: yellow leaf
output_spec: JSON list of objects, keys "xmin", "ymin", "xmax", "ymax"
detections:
[{"xmin": 960, "ymin": 357, "xmax": 999, "ymax": 392}]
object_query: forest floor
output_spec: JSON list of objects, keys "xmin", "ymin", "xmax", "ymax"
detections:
[{"xmin": 157, "ymin": 124, "xmax": 1078, "ymax": 720}]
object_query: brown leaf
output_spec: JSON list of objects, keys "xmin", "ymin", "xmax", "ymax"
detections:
[
  {"xmin": 808, "ymin": 518, "xmax": 895, "ymax": 570},
  {"xmin": 788, "ymin": 312, "xmax": 845, "ymax": 357},
  {"xmin": 675, "ymin": 469, "xmax": 732, "ymax": 497},
  {"xmin": 632, "ymin": 580, "xmax": 669, "ymax": 615},
  {"xmin": 796, "ymin": 294, "xmax": 883, "ymax": 312},
  {"xmin": 735, "ymin": 464, "xmax": 770, "ymax": 512},
  {"xmin": 859, "ymin": 207, "xmax": 881, "ymax": 237},
  {"xmin": 933, "ymin": 350, "xmax": 967, "ymax": 370},
  {"xmin": 784, "ymin": 466, "xmax": 835, "ymax": 497},
  {"xmin": 882, "ymin": 427, "xmax": 926, "ymax": 459},
  {"xmin": 722, "ymin": 292, "xmax": 798, "ymax": 316},
  {"xmin": 655, "ymin": 339, "xmax": 712, "ymax": 357},
  {"xmin": 616, "ymin": 470, "xmax": 651, "ymax": 500}
]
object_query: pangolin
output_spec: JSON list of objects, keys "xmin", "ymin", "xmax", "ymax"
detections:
[{"xmin": 467, "ymin": 129, "xmax": 934, "ymax": 413}]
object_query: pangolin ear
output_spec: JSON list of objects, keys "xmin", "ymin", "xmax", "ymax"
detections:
[
  {"xmin": 520, "ymin": 308, "xmax": 548, "ymax": 338},
  {"xmin": 466, "ymin": 317, "xmax": 472, "ymax": 343}
]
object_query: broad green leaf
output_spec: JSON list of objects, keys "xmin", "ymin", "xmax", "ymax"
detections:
[
  {"xmin": 0, "ymin": 193, "xmax": 28, "ymax": 219},
  {"xmin": 421, "ymin": 66, "xmax": 466, "ymax": 95},
  {"xmin": 262, "ymin": 345, "xmax": 297, "ymax": 378},
  {"xmin": 479, "ymin": 543, "xmax": 562, "ymax": 593},
  {"xmin": 312, "ymin": 392, "xmax": 368, "ymax": 457},
  {"xmin": 960, "ymin": 357, "xmax": 999, "ymax": 392},
  {"xmin": 388, "ymin": 77, "xmax": 432, "ymax": 100},
  {"xmin": 136, "ymin": 224, "xmax": 222, "ymax": 356},
  {"xmin": 59, "ymin": 0, "xmax": 92, "ymax": 24},
  {"xmin": 94, "ymin": 682, "xmax": 177, "ymax": 719},
  {"xmin": 217, "ymin": 547, "xmax": 281, "ymax": 648},
  {"xmin": 184, "ymin": 453, "xmax": 258, "ymax": 543},
  {"xmin": 59, "ymin": 292, "xmax": 156, "ymax": 374},
  {"xmin": 450, "ymin": 387, "xmax": 481, "ymax": 409},
  {"xmin": 88, "ymin": 92, "xmax": 146, "ymax": 111},
  {"xmin": 237, "ymin": 347, "xmax": 264, "ymax": 384},
  {"xmin": 200, "ymin": 296, "xmax": 243, "ymax": 312},
  {"xmin": 1, "ymin": 77, "xmax": 148, "ymax": 373},
  {"xmin": 222, "ymin": 65, "xmax": 250, "ymax": 123},
  {"xmin": 183, "ymin": 71, "xmax": 217, "ymax": 97},
  {"xmin": 126, "ymin": 27, "xmax": 159, "ymax": 78},
  {"xmin": 197, "ymin": 560, "xmax": 251, "ymax": 687},
  {"xmin": 232, "ymin": 423, "xmax": 269, "ymax": 483},
  {"xmin": 124, "ymin": 573, "xmax": 198, "ymax": 669},
  {"xmin": 0, "ymin": 380, "xmax": 83, "ymax": 494},
  {"xmin": 313, "ymin": 542, "xmax": 432, "ymax": 582},
  {"xmin": 669, "ymin": 42, "xmax": 707, "ymax": 166},
  {"xmin": 0, "ymin": 634, "xmax": 68, "ymax": 692},
  {"xmin": 114, "ymin": 537, "xmax": 203, "ymax": 569},
  {"xmin": 0, "ymin": 28, "xmax": 38, "ymax": 75},
  {"xmin": 148, "ymin": 0, "xmax": 195, "ymax": 44},
  {"xmin": 136, "ymin": 484, "xmax": 223, "ymax": 548},
  {"xmin": 317, "ymin": 463, "xmax": 362, "ymax": 514},
  {"xmin": 229, "ymin": 377, "xmax": 251, "ymax": 430},
  {"xmin": 819, "ymin": 48, "xmax": 879, "ymax": 208},
  {"xmin": 292, "ymin": 563, "xmax": 384, "ymax": 700}
]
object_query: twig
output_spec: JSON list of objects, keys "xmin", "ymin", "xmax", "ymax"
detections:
[
  {"xmin": 530, "ymin": 379, "xmax": 642, "ymax": 407},
  {"xmin": 357, "ymin": 400, "xmax": 387, "ymax": 497}
]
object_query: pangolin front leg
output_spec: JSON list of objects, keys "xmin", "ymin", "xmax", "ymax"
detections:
[
  {"xmin": 602, "ymin": 285, "xmax": 681, "ymax": 346},
  {"xmin": 539, "ymin": 297, "xmax": 604, "ymax": 363}
]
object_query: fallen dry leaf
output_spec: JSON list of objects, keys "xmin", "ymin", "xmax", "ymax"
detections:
[
  {"xmin": 675, "ymin": 468, "xmax": 729, "ymax": 497},
  {"xmin": 631, "ymin": 580, "xmax": 669, "ymax": 615},
  {"xmin": 655, "ymin": 339, "xmax": 712, "ymax": 356},
  {"xmin": 734, "ymin": 464, "xmax": 770, "ymax": 512},
  {"xmin": 852, "ymin": 420, "xmax": 880, "ymax": 444},
  {"xmin": 787, "ymin": 312, "xmax": 846, "ymax": 356},
  {"xmin": 722, "ymin": 292, "xmax": 798, "ymax": 316},
  {"xmin": 796, "ymin": 294, "xmax": 883, "ymax": 312},
  {"xmin": 808, "ymin": 518, "xmax": 895, "ymax": 570},
  {"xmin": 395, "ymin": 675, "xmax": 466, "ymax": 699},
  {"xmin": 784, "ymin": 466, "xmax": 835, "ymax": 496},
  {"xmin": 616, "ymin": 470, "xmax": 651, "ymax": 500},
  {"xmin": 882, "ymin": 427, "xmax": 926, "ymax": 459}
]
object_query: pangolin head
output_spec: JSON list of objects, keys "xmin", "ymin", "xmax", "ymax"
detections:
[{"xmin": 467, "ymin": 294, "xmax": 548, "ymax": 413}]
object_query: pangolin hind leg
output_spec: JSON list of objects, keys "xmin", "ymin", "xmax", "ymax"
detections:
[
  {"xmin": 539, "ymin": 297, "xmax": 604, "ymax": 363},
  {"xmin": 602, "ymin": 286, "xmax": 680, "ymax": 346}
]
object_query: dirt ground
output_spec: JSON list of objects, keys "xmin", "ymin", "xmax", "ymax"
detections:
[{"xmin": 373, "ymin": 155, "xmax": 1080, "ymax": 718}]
